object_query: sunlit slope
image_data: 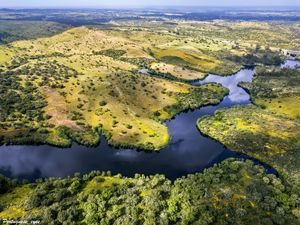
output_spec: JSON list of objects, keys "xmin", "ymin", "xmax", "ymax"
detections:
[
  {"xmin": 198, "ymin": 105, "xmax": 300, "ymax": 184},
  {"xmin": 0, "ymin": 27, "xmax": 228, "ymax": 150},
  {"xmin": 110, "ymin": 20, "xmax": 295, "ymax": 75},
  {"xmin": 1, "ymin": 22, "xmax": 290, "ymax": 150},
  {"xmin": 240, "ymin": 68, "xmax": 300, "ymax": 118}
]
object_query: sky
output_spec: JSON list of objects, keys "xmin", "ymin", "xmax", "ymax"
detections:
[{"xmin": 1, "ymin": 0, "xmax": 299, "ymax": 8}]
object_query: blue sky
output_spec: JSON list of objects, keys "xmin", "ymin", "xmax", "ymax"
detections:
[{"xmin": 1, "ymin": 0, "xmax": 299, "ymax": 8}]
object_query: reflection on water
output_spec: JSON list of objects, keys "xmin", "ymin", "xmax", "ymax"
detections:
[
  {"xmin": 281, "ymin": 58, "xmax": 300, "ymax": 68},
  {"xmin": 194, "ymin": 68, "xmax": 254, "ymax": 103},
  {"xmin": 0, "ymin": 60, "xmax": 297, "ymax": 181}
]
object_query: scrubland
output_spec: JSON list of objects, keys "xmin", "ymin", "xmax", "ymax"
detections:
[
  {"xmin": 197, "ymin": 68, "xmax": 300, "ymax": 219},
  {"xmin": 0, "ymin": 26, "xmax": 229, "ymax": 150},
  {"xmin": 1, "ymin": 20, "xmax": 298, "ymax": 150}
]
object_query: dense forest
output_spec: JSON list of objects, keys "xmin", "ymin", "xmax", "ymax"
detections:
[{"xmin": 0, "ymin": 158, "xmax": 299, "ymax": 225}]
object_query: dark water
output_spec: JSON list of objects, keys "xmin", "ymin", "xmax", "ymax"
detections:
[{"xmin": 0, "ymin": 60, "xmax": 297, "ymax": 181}]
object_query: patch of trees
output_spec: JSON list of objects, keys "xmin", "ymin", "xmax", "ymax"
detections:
[
  {"xmin": 0, "ymin": 21, "xmax": 69, "ymax": 44},
  {"xmin": 228, "ymin": 47, "xmax": 284, "ymax": 66},
  {"xmin": 0, "ymin": 74, "xmax": 47, "ymax": 126},
  {"xmin": 93, "ymin": 49, "xmax": 126, "ymax": 59},
  {"xmin": 239, "ymin": 68, "xmax": 300, "ymax": 99},
  {"xmin": 55, "ymin": 125, "xmax": 100, "ymax": 147},
  {"xmin": 0, "ymin": 175, "xmax": 16, "ymax": 194},
  {"xmin": 2, "ymin": 59, "xmax": 79, "ymax": 88},
  {"xmin": 164, "ymin": 84, "xmax": 228, "ymax": 119},
  {"xmin": 1, "ymin": 159, "xmax": 299, "ymax": 224}
]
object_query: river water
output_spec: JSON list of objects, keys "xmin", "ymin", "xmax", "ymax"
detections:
[{"xmin": 0, "ymin": 60, "xmax": 298, "ymax": 181}]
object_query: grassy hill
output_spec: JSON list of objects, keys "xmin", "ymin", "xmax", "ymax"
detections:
[
  {"xmin": 1, "ymin": 19, "xmax": 299, "ymax": 150},
  {"xmin": 0, "ymin": 27, "xmax": 228, "ymax": 150}
]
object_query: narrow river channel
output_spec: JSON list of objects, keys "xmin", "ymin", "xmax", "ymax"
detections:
[{"xmin": 0, "ymin": 60, "xmax": 299, "ymax": 181}]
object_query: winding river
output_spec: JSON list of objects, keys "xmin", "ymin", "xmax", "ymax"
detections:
[{"xmin": 0, "ymin": 60, "xmax": 299, "ymax": 181}]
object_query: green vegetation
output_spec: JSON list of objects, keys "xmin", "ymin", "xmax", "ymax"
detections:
[
  {"xmin": 197, "ymin": 68, "xmax": 300, "ymax": 221},
  {"xmin": 164, "ymin": 84, "xmax": 228, "ymax": 117},
  {"xmin": 0, "ymin": 72, "xmax": 48, "ymax": 145},
  {"xmin": 198, "ymin": 105, "xmax": 300, "ymax": 186},
  {"xmin": 239, "ymin": 68, "xmax": 300, "ymax": 118},
  {"xmin": 1, "ymin": 18, "xmax": 298, "ymax": 150},
  {"xmin": 0, "ymin": 26, "xmax": 229, "ymax": 150},
  {"xmin": 93, "ymin": 49, "xmax": 126, "ymax": 59},
  {"xmin": 0, "ymin": 10, "xmax": 300, "ymax": 225},
  {"xmin": 1, "ymin": 17, "xmax": 299, "ymax": 150},
  {"xmin": 1, "ymin": 158, "xmax": 299, "ymax": 224},
  {"xmin": 115, "ymin": 20, "xmax": 292, "ymax": 75},
  {"xmin": 0, "ymin": 21, "xmax": 70, "ymax": 44}
]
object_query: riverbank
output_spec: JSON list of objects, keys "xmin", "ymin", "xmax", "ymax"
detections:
[
  {"xmin": 1, "ymin": 158, "xmax": 298, "ymax": 224},
  {"xmin": 0, "ymin": 63, "xmax": 259, "ymax": 181},
  {"xmin": 197, "ymin": 65, "xmax": 300, "ymax": 197}
]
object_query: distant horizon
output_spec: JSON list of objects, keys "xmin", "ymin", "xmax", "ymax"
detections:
[
  {"xmin": 1, "ymin": 0, "xmax": 300, "ymax": 9},
  {"xmin": 1, "ymin": 5, "xmax": 300, "ymax": 11}
]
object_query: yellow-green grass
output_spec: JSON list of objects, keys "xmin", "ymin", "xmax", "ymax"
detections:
[
  {"xmin": 150, "ymin": 62, "xmax": 207, "ymax": 80},
  {"xmin": 58, "ymin": 71, "xmax": 222, "ymax": 149},
  {"xmin": 5, "ymin": 20, "xmax": 293, "ymax": 149},
  {"xmin": 110, "ymin": 28, "xmax": 243, "ymax": 75},
  {"xmin": 240, "ymin": 68, "xmax": 300, "ymax": 119},
  {"xmin": 0, "ymin": 46, "xmax": 17, "ymax": 65},
  {"xmin": 198, "ymin": 105, "xmax": 299, "ymax": 151},
  {"xmin": 82, "ymin": 176, "xmax": 123, "ymax": 195},
  {"xmin": 111, "ymin": 19, "xmax": 300, "ymax": 56},
  {"xmin": 59, "ymin": 72, "xmax": 175, "ymax": 149},
  {"xmin": 151, "ymin": 47, "xmax": 220, "ymax": 73},
  {"xmin": 0, "ymin": 27, "xmax": 227, "ymax": 150},
  {"xmin": 254, "ymin": 96, "xmax": 300, "ymax": 119},
  {"xmin": 0, "ymin": 185, "xmax": 32, "ymax": 220},
  {"xmin": 197, "ymin": 105, "xmax": 300, "ymax": 186}
]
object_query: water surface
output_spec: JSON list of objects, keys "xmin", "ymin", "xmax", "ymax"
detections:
[{"xmin": 0, "ymin": 60, "xmax": 297, "ymax": 181}]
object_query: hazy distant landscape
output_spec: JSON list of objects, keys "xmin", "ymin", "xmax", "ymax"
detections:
[{"xmin": 0, "ymin": 4, "xmax": 300, "ymax": 225}]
